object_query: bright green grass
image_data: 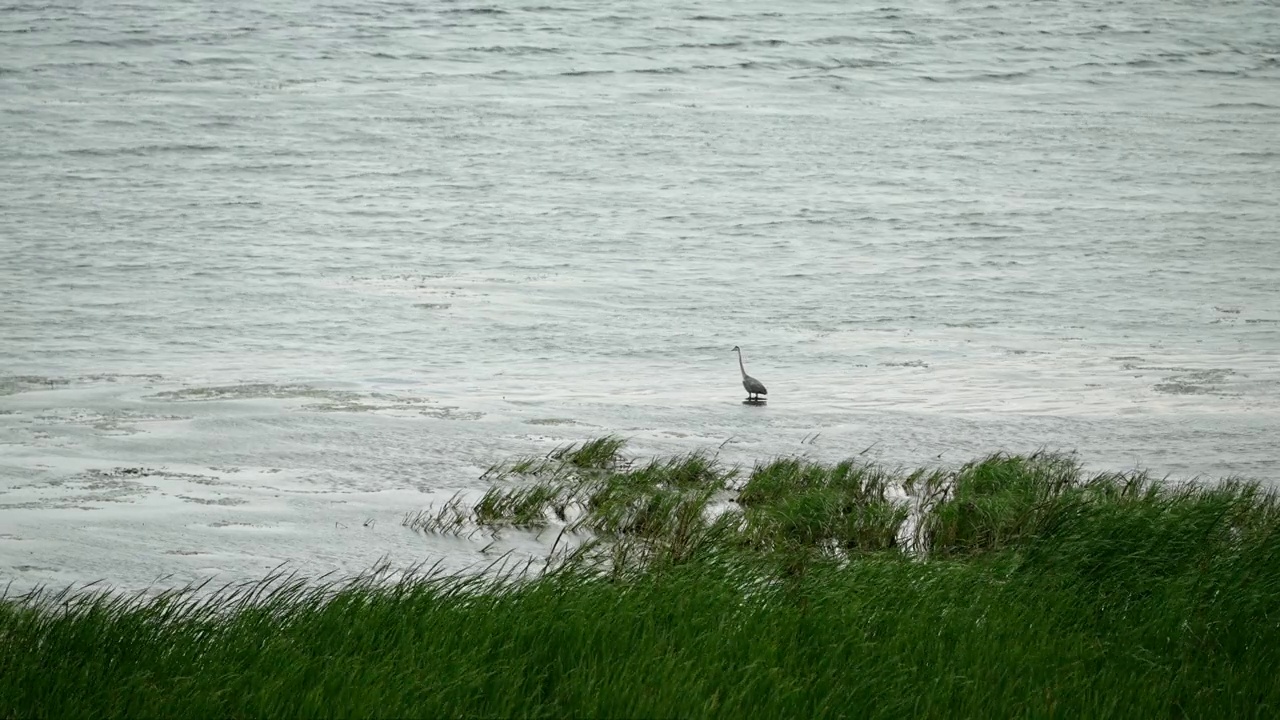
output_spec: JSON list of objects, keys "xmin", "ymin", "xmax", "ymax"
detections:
[{"xmin": 4, "ymin": 443, "xmax": 1279, "ymax": 718}]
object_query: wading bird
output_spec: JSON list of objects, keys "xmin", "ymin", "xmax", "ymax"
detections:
[{"xmin": 732, "ymin": 345, "xmax": 768, "ymax": 402}]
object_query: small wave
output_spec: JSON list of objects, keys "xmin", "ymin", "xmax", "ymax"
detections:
[
  {"xmin": 442, "ymin": 7, "xmax": 508, "ymax": 15},
  {"xmin": 561, "ymin": 69, "xmax": 613, "ymax": 77},
  {"xmin": 1208, "ymin": 102, "xmax": 1277, "ymax": 110},
  {"xmin": 66, "ymin": 36, "xmax": 182, "ymax": 48},
  {"xmin": 822, "ymin": 58, "xmax": 890, "ymax": 70},
  {"xmin": 179, "ymin": 56, "xmax": 246, "ymax": 66},
  {"xmin": 809, "ymin": 35, "xmax": 868, "ymax": 46},
  {"xmin": 920, "ymin": 69, "xmax": 1031, "ymax": 83},
  {"xmin": 672, "ymin": 38, "xmax": 793, "ymax": 50},
  {"xmin": 677, "ymin": 40, "xmax": 744, "ymax": 49},
  {"xmin": 691, "ymin": 58, "xmax": 854, "ymax": 73},
  {"xmin": 64, "ymin": 144, "xmax": 223, "ymax": 157},
  {"xmin": 466, "ymin": 44, "xmax": 563, "ymax": 55},
  {"xmin": 29, "ymin": 60, "xmax": 138, "ymax": 72}
]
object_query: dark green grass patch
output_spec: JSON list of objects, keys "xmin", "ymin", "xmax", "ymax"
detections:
[{"xmin": 5, "ymin": 442, "xmax": 1280, "ymax": 719}]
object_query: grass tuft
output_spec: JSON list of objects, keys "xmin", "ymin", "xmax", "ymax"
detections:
[{"xmin": 549, "ymin": 435, "xmax": 628, "ymax": 470}]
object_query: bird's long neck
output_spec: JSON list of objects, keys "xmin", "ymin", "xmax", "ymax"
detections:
[{"xmin": 736, "ymin": 350, "xmax": 746, "ymax": 378}]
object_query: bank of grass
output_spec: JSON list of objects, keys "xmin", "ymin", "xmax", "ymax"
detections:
[{"xmin": 4, "ymin": 440, "xmax": 1280, "ymax": 718}]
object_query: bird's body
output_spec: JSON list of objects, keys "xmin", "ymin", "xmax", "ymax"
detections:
[{"xmin": 732, "ymin": 345, "xmax": 768, "ymax": 402}]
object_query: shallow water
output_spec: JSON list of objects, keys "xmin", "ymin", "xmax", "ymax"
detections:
[{"xmin": 2, "ymin": 0, "xmax": 1278, "ymax": 591}]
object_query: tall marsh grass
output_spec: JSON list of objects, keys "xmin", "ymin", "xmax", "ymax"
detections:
[{"xmin": 4, "ymin": 439, "xmax": 1279, "ymax": 718}]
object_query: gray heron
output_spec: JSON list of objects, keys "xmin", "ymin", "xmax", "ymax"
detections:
[{"xmin": 732, "ymin": 345, "xmax": 768, "ymax": 402}]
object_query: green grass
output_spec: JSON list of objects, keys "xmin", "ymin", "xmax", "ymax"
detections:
[{"xmin": 4, "ymin": 440, "xmax": 1280, "ymax": 718}]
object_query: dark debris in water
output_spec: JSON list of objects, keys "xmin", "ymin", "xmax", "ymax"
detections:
[
  {"xmin": 144, "ymin": 384, "xmax": 481, "ymax": 418},
  {"xmin": 0, "ymin": 376, "xmax": 71, "ymax": 396},
  {"xmin": 880, "ymin": 359, "xmax": 929, "ymax": 368},
  {"xmin": 177, "ymin": 495, "xmax": 249, "ymax": 506},
  {"xmin": 149, "ymin": 383, "xmax": 350, "ymax": 402},
  {"xmin": 1152, "ymin": 368, "xmax": 1239, "ymax": 396},
  {"xmin": 527, "ymin": 418, "xmax": 589, "ymax": 427},
  {"xmin": 1, "ymin": 374, "xmax": 166, "ymax": 397}
]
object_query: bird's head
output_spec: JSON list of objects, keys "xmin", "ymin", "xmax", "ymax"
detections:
[{"xmin": 732, "ymin": 345, "xmax": 740, "ymax": 352}]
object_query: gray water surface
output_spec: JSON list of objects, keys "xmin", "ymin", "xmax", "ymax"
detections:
[{"xmin": 2, "ymin": 0, "xmax": 1278, "ymax": 591}]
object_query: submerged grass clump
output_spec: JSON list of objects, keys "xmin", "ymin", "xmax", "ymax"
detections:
[
  {"xmin": 480, "ymin": 435, "xmax": 630, "ymax": 481},
  {"xmin": 412, "ymin": 442, "xmax": 736, "ymax": 543},
  {"xmin": 6, "ymin": 438, "xmax": 1280, "ymax": 718},
  {"xmin": 549, "ymin": 434, "xmax": 628, "ymax": 470},
  {"xmin": 736, "ymin": 457, "xmax": 911, "ymax": 554}
]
